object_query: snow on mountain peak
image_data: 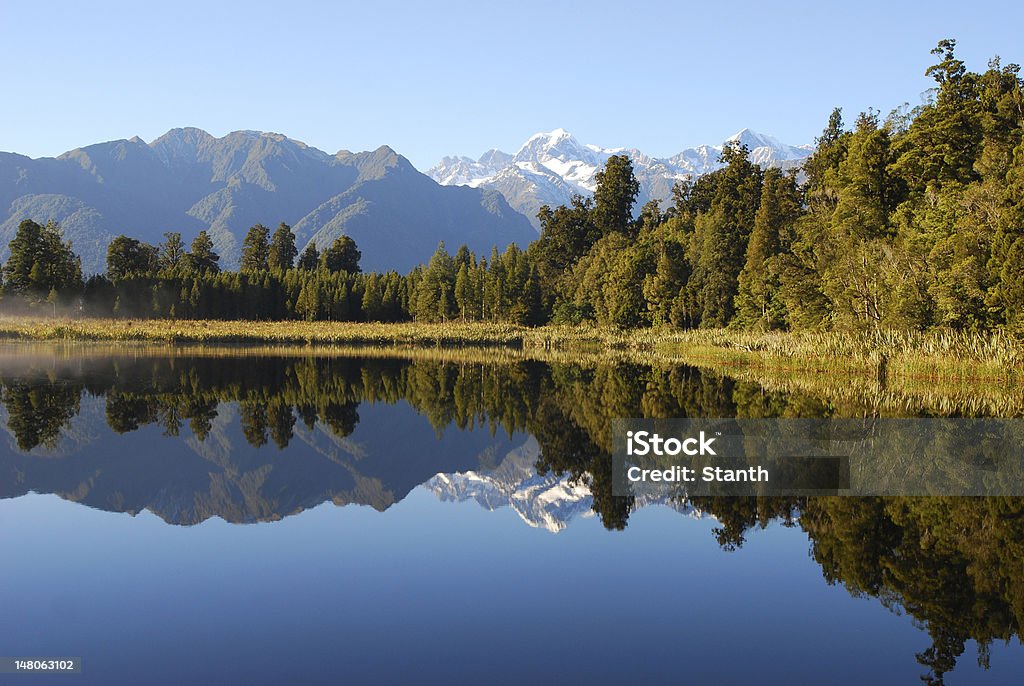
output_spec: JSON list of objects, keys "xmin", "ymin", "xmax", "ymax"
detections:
[
  {"xmin": 726, "ymin": 128, "xmax": 809, "ymax": 164},
  {"xmin": 531, "ymin": 127, "xmax": 572, "ymax": 143},
  {"xmin": 424, "ymin": 438, "xmax": 708, "ymax": 533},
  {"xmin": 427, "ymin": 128, "xmax": 813, "ymax": 231},
  {"xmin": 514, "ymin": 128, "xmax": 591, "ymax": 163}
]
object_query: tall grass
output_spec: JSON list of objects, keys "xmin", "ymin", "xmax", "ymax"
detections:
[
  {"xmin": 646, "ymin": 328, "xmax": 1023, "ymax": 382},
  {"xmin": 1, "ymin": 317, "xmax": 1022, "ymax": 416},
  {"xmin": 0, "ymin": 318, "xmax": 528, "ymax": 346},
  {"xmin": 0, "ymin": 317, "xmax": 1021, "ymax": 383}
]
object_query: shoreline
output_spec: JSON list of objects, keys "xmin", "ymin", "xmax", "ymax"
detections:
[{"xmin": 0, "ymin": 317, "xmax": 1020, "ymax": 384}]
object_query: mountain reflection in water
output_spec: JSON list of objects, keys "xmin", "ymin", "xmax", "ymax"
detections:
[{"xmin": 1, "ymin": 347, "xmax": 1022, "ymax": 684}]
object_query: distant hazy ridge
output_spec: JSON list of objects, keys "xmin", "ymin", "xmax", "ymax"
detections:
[{"xmin": 0, "ymin": 128, "xmax": 536, "ymax": 274}]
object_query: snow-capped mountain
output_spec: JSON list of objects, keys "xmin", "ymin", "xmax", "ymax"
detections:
[
  {"xmin": 427, "ymin": 128, "xmax": 813, "ymax": 230},
  {"xmin": 427, "ymin": 438, "xmax": 593, "ymax": 533},
  {"xmin": 722, "ymin": 129, "xmax": 813, "ymax": 167},
  {"xmin": 425, "ymin": 437, "xmax": 706, "ymax": 533},
  {"xmin": 429, "ymin": 149, "xmax": 513, "ymax": 187}
]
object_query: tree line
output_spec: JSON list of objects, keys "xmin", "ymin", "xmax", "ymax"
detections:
[
  {"xmin": 0, "ymin": 214, "xmax": 546, "ymax": 324},
  {"xmin": 3, "ymin": 40, "xmax": 1022, "ymax": 331}
]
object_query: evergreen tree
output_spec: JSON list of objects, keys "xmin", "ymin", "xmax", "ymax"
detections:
[
  {"xmin": 414, "ymin": 243, "xmax": 456, "ymax": 322},
  {"xmin": 361, "ymin": 272, "xmax": 384, "ymax": 321},
  {"xmin": 295, "ymin": 277, "xmax": 321, "ymax": 321},
  {"xmin": 12, "ymin": 42, "xmax": 1022, "ymax": 336},
  {"xmin": 635, "ymin": 200, "xmax": 664, "ymax": 233},
  {"xmin": 106, "ymin": 235, "xmax": 158, "ymax": 281},
  {"xmin": 803, "ymin": 108, "xmax": 849, "ymax": 203},
  {"xmin": 592, "ymin": 154, "xmax": 640, "ymax": 236},
  {"xmin": 691, "ymin": 143, "xmax": 763, "ymax": 326},
  {"xmin": 186, "ymin": 230, "xmax": 220, "ymax": 274},
  {"xmin": 833, "ymin": 112, "xmax": 899, "ymax": 240},
  {"xmin": 321, "ymin": 235, "xmax": 361, "ymax": 273},
  {"xmin": 734, "ymin": 169, "xmax": 802, "ymax": 328},
  {"xmin": 891, "ymin": 39, "xmax": 983, "ymax": 190},
  {"xmin": 824, "ymin": 113, "xmax": 903, "ymax": 327},
  {"xmin": 994, "ymin": 237, "xmax": 1024, "ymax": 331},
  {"xmin": 159, "ymin": 232, "xmax": 186, "ymax": 271},
  {"xmin": 454, "ymin": 262, "xmax": 472, "ymax": 320},
  {"xmin": 453, "ymin": 245, "xmax": 473, "ymax": 272},
  {"xmin": 3, "ymin": 219, "xmax": 83, "ymax": 297},
  {"xmin": 240, "ymin": 224, "xmax": 270, "ymax": 272},
  {"xmin": 533, "ymin": 195, "xmax": 599, "ymax": 310},
  {"xmin": 483, "ymin": 246, "xmax": 504, "ymax": 320},
  {"xmin": 775, "ymin": 112, "xmax": 848, "ymax": 329},
  {"xmin": 268, "ymin": 222, "xmax": 298, "ymax": 272},
  {"xmin": 642, "ymin": 233, "xmax": 689, "ymax": 327},
  {"xmin": 568, "ymin": 233, "xmax": 653, "ymax": 327},
  {"xmin": 297, "ymin": 243, "xmax": 320, "ymax": 270},
  {"xmin": 672, "ymin": 173, "xmax": 719, "ymax": 221}
]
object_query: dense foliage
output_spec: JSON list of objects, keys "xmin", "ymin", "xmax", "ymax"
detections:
[{"xmin": 536, "ymin": 40, "xmax": 1024, "ymax": 333}]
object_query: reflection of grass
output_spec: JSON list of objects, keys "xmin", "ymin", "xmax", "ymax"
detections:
[
  {"xmin": 650, "ymin": 328, "xmax": 1023, "ymax": 382},
  {"xmin": 695, "ymin": 362, "xmax": 1024, "ymax": 417},
  {"xmin": 1, "ymin": 318, "xmax": 1022, "ymax": 414},
  {"xmin": 0, "ymin": 318, "xmax": 530, "ymax": 347}
]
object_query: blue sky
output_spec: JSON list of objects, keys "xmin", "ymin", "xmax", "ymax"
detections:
[{"xmin": 2, "ymin": 0, "xmax": 1022, "ymax": 169}]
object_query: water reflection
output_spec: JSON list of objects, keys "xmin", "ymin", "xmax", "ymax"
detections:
[
  {"xmin": 0, "ymin": 352, "xmax": 826, "ymax": 527},
  {"xmin": 0, "ymin": 347, "xmax": 1022, "ymax": 683}
]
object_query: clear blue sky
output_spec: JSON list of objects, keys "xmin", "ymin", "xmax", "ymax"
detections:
[{"xmin": 2, "ymin": 0, "xmax": 1022, "ymax": 170}]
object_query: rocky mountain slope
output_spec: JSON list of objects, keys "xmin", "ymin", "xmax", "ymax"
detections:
[{"xmin": 0, "ymin": 129, "xmax": 535, "ymax": 273}]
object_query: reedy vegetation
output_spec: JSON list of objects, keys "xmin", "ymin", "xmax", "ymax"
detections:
[{"xmin": 2, "ymin": 320, "xmax": 1023, "ymax": 413}]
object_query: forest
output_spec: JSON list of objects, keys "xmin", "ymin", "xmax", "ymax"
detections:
[{"xmin": 2, "ymin": 40, "xmax": 1023, "ymax": 333}]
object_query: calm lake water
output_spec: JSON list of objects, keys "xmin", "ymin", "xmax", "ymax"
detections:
[{"xmin": 1, "ymin": 347, "xmax": 1022, "ymax": 685}]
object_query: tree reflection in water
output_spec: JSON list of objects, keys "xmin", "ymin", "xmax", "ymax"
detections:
[{"xmin": 0, "ymin": 350, "xmax": 1020, "ymax": 683}]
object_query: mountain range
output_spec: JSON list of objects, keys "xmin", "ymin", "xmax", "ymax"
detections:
[
  {"xmin": 0, "ymin": 127, "xmax": 812, "ymax": 275},
  {"xmin": 0, "ymin": 392, "xmax": 702, "ymax": 531},
  {"xmin": 0, "ymin": 129, "xmax": 535, "ymax": 274},
  {"xmin": 427, "ymin": 128, "xmax": 813, "ymax": 230},
  {"xmin": 0, "ymin": 395, "xmax": 527, "ymax": 525}
]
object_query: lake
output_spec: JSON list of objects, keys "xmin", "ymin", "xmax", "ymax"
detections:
[{"xmin": 1, "ymin": 346, "xmax": 1022, "ymax": 685}]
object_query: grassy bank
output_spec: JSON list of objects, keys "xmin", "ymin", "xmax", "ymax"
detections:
[
  {"xmin": 0, "ymin": 318, "xmax": 530, "ymax": 347},
  {"xmin": 0, "ymin": 317, "xmax": 1022, "ymax": 384}
]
